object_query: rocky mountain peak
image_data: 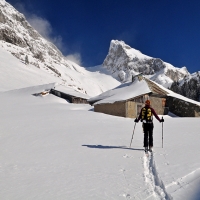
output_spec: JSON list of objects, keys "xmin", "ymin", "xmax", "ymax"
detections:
[{"xmin": 103, "ymin": 40, "xmax": 189, "ymax": 86}]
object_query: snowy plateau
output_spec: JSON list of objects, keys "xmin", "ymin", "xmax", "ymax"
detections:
[{"xmin": 1, "ymin": 0, "xmax": 200, "ymax": 200}]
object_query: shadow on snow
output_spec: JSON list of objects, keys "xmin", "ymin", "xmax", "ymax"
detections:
[{"xmin": 82, "ymin": 144, "xmax": 143, "ymax": 151}]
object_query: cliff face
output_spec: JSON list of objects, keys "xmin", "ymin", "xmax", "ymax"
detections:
[
  {"xmin": 0, "ymin": 0, "xmax": 68, "ymax": 71},
  {"xmin": 170, "ymin": 72, "xmax": 200, "ymax": 102},
  {"xmin": 103, "ymin": 40, "xmax": 189, "ymax": 87}
]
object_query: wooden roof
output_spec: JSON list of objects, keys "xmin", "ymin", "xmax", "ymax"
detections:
[{"xmin": 144, "ymin": 78, "xmax": 169, "ymax": 96}]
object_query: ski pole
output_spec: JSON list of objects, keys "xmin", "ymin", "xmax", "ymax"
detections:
[
  {"xmin": 130, "ymin": 122, "xmax": 137, "ymax": 148},
  {"xmin": 162, "ymin": 117, "xmax": 164, "ymax": 148}
]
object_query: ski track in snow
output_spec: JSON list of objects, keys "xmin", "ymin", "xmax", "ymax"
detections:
[
  {"xmin": 166, "ymin": 168, "xmax": 200, "ymax": 195},
  {"xmin": 143, "ymin": 152, "xmax": 173, "ymax": 200},
  {"xmin": 119, "ymin": 151, "xmax": 173, "ymax": 200}
]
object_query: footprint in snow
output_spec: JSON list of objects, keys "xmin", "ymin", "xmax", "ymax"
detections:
[
  {"xmin": 123, "ymin": 154, "xmax": 131, "ymax": 158},
  {"xmin": 119, "ymin": 193, "xmax": 131, "ymax": 199}
]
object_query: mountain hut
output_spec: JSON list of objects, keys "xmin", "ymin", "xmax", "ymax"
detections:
[
  {"xmin": 88, "ymin": 77, "xmax": 169, "ymax": 118},
  {"xmin": 50, "ymin": 85, "xmax": 89, "ymax": 104}
]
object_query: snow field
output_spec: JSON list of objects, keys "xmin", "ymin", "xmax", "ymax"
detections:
[{"xmin": 0, "ymin": 85, "xmax": 200, "ymax": 199}]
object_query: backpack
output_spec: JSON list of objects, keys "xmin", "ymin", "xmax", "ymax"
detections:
[{"xmin": 141, "ymin": 107, "xmax": 153, "ymax": 122}]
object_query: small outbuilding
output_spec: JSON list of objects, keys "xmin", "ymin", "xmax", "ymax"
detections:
[{"xmin": 50, "ymin": 85, "xmax": 90, "ymax": 104}]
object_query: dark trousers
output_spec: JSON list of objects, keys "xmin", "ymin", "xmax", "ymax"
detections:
[{"xmin": 143, "ymin": 123, "xmax": 154, "ymax": 147}]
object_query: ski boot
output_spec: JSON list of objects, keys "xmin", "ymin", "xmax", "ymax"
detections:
[
  {"xmin": 144, "ymin": 147, "xmax": 148, "ymax": 153},
  {"xmin": 149, "ymin": 146, "xmax": 153, "ymax": 152}
]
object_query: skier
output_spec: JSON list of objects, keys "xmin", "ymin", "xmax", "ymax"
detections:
[{"xmin": 134, "ymin": 100, "xmax": 164, "ymax": 152}]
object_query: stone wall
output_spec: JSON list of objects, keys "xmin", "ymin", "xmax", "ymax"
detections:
[
  {"xmin": 149, "ymin": 96, "xmax": 166, "ymax": 115},
  {"xmin": 126, "ymin": 101, "xmax": 136, "ymax": 118},
  {"xmin": 166, "ymin": 96, "xmax": 200, "ymax": 117},
  {"xmin": 94, "ymin": 97, "xmax": 167, "ymax": 119},
  {"xmin": 94, "ymin": 102, "xmax": 126, "ymax": 117}
]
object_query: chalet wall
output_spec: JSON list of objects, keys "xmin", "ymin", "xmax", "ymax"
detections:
[
  {"xmin": 149, "ymin": 96, "xmax": 166, "ymax": 115},
  {"xmin": 94, "ymin": 97, "xmax": 167, "ymax": 119},
  {"xmin": 167, "ymin": 96, "xmax": 200, "ymax": 117},
  {"xmin": 72, "ymin": 97, "xmax": 88, "ymax": 104},
  {"xmin": 94, "ymin": 102, "xmax": 126, "ymax": 117},
  {"xmin": 94, "ymin": 101, "xmax": 138, "ymax": 118},
  {"xmin": 126, "ymin": 101, "xmax": 136, "ymax": 118},
  {"xmin": 94, "ymin": 96, "xmax": 200, "ymax": 118}
]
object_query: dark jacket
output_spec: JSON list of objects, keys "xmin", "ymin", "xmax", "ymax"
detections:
[{"xmin": 137, "ymin": 105, "xmax": 161, "ymax": 122}]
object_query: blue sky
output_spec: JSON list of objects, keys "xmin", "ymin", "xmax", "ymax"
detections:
[{"xmin": 6, "ymin": 0, "xmax": 200, "ymax": 73}]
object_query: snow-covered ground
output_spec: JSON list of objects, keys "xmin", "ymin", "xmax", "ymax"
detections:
[{"xmin": 0, "ymin": 83, "xmax": 200, "ymax": 200}]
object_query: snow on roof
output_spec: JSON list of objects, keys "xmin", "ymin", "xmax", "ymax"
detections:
[
  {"xmin": 89, "ymin": 77, "xmax": 200, "ymax": 107},
  {"xmin": 0, "ymin": 83, "xmax": 56, "ymax": 97},
  {"xmin": 54, "ymin": 85, "xmax": 90, "ymax": 100},
  {"xmin": 89, "ymin": 79, "xmax": 152, "ymax": 105},
  {"xmin": 151, "ymin": 80, "xmax": 200, "ymax": 106}
]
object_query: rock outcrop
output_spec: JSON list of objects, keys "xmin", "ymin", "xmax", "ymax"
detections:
[
  {"xmin": 0, "ymin": 0, "xmax": 72, "ymax": 72},
  {"xmin": 103, "ymin": 40, "xmax": 189, "ymax": 86}
]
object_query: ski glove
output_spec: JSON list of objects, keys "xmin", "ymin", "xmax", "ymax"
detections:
[
  {"xmin": 160, "ymin": 118, "xmax": 164, "ymax": 122},
  {"xmin": 134, "ymin": 118, "xmax": 139, "ymax": 123}
]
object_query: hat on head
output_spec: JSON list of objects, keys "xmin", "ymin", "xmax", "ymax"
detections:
[{"xmin": 145, "ymin": 100, "xmax": 150, "ymax": 105}]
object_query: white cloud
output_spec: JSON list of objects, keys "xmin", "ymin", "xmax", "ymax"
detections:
[
  {"xmin": 11, "ymin": 3, "xmax": 65, "ymax": 51},
  {"xmin": 27, "ymin": 15, "xmax": 52, "ymax": 39},
  {"xmin": 26, "ymin": 14, "xmax": 65, "ymax": 51},
  {"xmin": 51, "ymin": 36, "xmax": 64, "ymax": 51},
  {"xmin": 65, "ymin": 53, "xmax": 82, "ymax": 66},
  {"xmin": 9, "ymin": 2, "xmax": 83, "ymax": 66}
]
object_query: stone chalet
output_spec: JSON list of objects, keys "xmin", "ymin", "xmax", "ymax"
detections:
[{"xmin": 88, "ymin": 76, "xmax": 200, "ymax": 118}]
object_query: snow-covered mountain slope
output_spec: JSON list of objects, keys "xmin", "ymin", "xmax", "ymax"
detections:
[
  {"xmin": 102, "ymin": 40, "xmax": 190, "ymax": 88},
  {"xmin": 0, "ymin": 43, "xmax": 119, "ymax": 96},
  {"xmin": 0, "ymin": 0, "xmax": 120, "ymax": 96}
]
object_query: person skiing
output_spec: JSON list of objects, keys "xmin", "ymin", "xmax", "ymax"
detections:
[{"xmin": 134, "ymin": 100, "xmax": 164, "ymax": 152}]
